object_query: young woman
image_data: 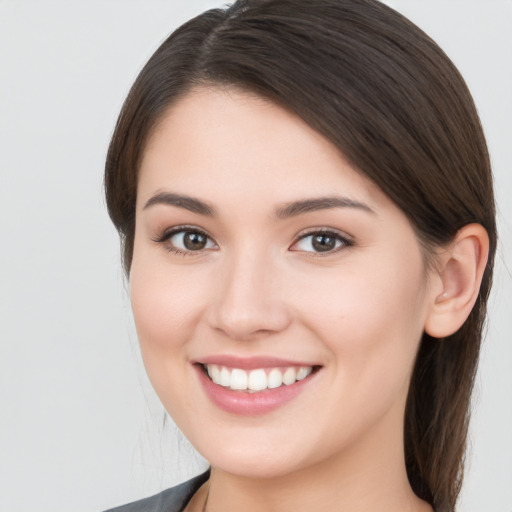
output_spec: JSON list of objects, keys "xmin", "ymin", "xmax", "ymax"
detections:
[{"xmin": 103, "ymin": 1, "xmax": 496, "ymax": 511}]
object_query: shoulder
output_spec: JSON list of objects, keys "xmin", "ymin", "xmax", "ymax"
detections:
[{"xmin": 102, "ymin": 470, "xmax": 210, "ymax": 512}]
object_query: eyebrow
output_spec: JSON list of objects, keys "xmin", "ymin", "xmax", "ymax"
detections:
[
  {"xmin": 143, "ymin": 192, "xmax": 217, "ymax": 216},
  {"xmin": 143, "ymin": 192, "xmax": 374, "ymax": 218},
  {"xmin": 275, "ymin": 196, "xmax": 374, "ymax": 218}
]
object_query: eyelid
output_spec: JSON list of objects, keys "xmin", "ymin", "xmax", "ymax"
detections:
[
  {"xmin": 289, "ymin": 227, "xmax": 354, "ymax": 254},
  {"xmin": 152, "ymin": 225, "xmax": 218, "ymax": 254}
]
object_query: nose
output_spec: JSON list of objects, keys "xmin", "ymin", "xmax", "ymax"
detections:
[{"xmin": 205, "ymin": 248, "xmax": 292, "ymax": 341}]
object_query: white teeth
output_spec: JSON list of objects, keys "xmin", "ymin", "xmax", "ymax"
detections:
[
  {"xmin": 248, "ymin": 369, "xmax": 267, "ymax": 391},
  {"xmin": 267, "ymin": 368, "xmax": 283, "ymax": 389},
  {"xmin": 296, "ymin": 367, "xmax": 312, "ymax": 380},
  {"xmin": 219, "ymin": 366, "xmax": 231, "ymax": 387},
  {"xmin": 204, "ymin": 364, "xmax": 314, "ymax": 392},
  {"xmin": 230, "ymin": 368, "xmax": 248, "ymax": 390},
  {"xmin": 282, "ymin": 367, "xmax": 296, "ymax": 385},
  {"xmin": 208, "ymin": 364, "xmax": 220, "ymax": 383}
]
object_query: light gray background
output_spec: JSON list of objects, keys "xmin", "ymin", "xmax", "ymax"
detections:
[{"xmin": 0, "ymin": 1, "xmax": 510, "ymax": 511}]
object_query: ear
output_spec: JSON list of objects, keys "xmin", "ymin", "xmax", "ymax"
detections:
[{"xmin": 425, "ymin": 223, "xmax": 489, "ymax": 339}]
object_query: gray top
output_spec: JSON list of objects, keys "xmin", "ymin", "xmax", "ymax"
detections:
[{"xmin": 103, "ymin": 471, "xmax": 210, "ymax": 512}]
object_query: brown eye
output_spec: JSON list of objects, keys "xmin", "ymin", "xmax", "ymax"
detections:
[
  {"xmin": 183, "ymin": 231, "xmax": 207, "ymax": 250},
  {"xmin": 311, "ymin": 234, "xmax": 338, "ymax": 252},
  {"xmin": 291, "ymin": 230, "xmax": 352, "ymax": 254},
  {"xmin": 163, "ymin": 229, "xmax": 217, "ymax": 253}
]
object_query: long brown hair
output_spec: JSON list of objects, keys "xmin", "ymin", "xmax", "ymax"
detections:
[{"xmin": 104, "ymin": 1, "xmax": 496, "ymax": 510}]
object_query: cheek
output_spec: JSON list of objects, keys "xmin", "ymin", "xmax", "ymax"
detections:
[
  {"xmin": 292, "ymin": 251, "xmax": 428, "ymax": 388},
  {"xmin": 128, "ymin": 249, "xmax": 211, "ymax": 401},
  {"xmin": 297, "ymin": 258, "xmax": 425, "ymax": 329},
  {"xmin": 129, "ymin": 259, "xmax": 212, "ymax": 422},
  {"xmin": 130, "ymin": 251, "xmax": 206, "ymax": 345}
]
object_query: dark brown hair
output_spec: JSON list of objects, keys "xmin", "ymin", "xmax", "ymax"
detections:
[{"xmin": 104, "ymin": 1, "xmax": 496, "ymax": 510}]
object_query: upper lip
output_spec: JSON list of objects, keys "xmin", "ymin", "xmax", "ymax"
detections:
[{"xmin": 195, "ymin": 355, "xmax": 320, "ymax": 370}]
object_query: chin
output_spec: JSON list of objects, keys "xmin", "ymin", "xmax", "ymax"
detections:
[
  {"xmin": 189, "ymin": 429, "xmax": 328, "ymax": 480},
  {"xmin": 209, "ymin": 454, "xmax": 304, "ymax": 480}
]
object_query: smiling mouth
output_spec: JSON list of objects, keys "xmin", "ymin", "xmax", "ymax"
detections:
[{"xmin": 200, "ymin": 364, "xmax": 321, "ymax": 393}]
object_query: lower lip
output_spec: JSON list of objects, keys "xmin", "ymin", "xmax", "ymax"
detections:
[{"xmin": 194, "ymin": 365, "xmax": 319, "ymax": 416}]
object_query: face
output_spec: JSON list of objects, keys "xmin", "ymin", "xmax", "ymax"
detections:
[{"xmin": 131, "ymin": 87, "xmax": 437, "ymax": 479}]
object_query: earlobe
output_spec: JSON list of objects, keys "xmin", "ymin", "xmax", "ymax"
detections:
[{"xmin": 425, "ymin": 224, "xmax": 489, "ymax": 339}]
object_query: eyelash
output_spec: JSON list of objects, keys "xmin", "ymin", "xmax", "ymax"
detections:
[
  {"xmin": 292, "ymin": 228, "xmax": 354, "ymax": 256},
  {"xmin": 152, "ymin": 225, "xmax": 215, "ymax": 257},
  {"xmin": 152, "ymin": 226, "xmax": 354, "ymax": 257}
]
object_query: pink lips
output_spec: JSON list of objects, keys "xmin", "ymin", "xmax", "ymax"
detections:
[
  {"xmin": 193, "ymin": 356, "xmax": 320, "ymax": 416},
  {"xmin": 198, "ymin": 355, "xmax": 317, "ymax": 370}
]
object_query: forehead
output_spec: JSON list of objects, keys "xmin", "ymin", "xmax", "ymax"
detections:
[{"xmin": 138, "ymin": 86, "xmax": 386, "ymax": 212}]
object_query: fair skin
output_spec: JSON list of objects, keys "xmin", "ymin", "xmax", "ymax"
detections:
[{"xmin": 130, "ymin": 86, "xmax": 488, "ymax": 512}]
